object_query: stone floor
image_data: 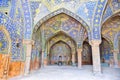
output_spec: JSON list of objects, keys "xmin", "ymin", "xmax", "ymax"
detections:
[{"xmin": 9, "ymin": 65, "xmax": 120, "ymax": 80}]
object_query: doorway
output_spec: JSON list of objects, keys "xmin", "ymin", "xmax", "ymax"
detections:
[
  {"xmin": 82, "ymin": 41, "xmax": 92, "ymax": 65},
  {"xmin": 100, "ymin": 38, "xmax": 113, "ymax": 67}
]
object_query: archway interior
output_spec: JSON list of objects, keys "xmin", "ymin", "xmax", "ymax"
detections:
[
  {"xmin": 82, "ymin": 40, "xmax": 92, "ymax": 65},
  {"xmin": 32, "ymin": 13, "xmax": 88, "ymax": 68},
  {"xmin": 100, "ymin": 38, "xmax": 113, "ymax": 67},
  {"xmin": 49, "ymin": 41, "xmax": 71, "ymax": 65}
]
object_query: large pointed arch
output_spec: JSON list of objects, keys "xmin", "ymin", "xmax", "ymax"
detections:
[{"xmin": 32, "ymin": 8, "xmax": 91, "ymax": 40}]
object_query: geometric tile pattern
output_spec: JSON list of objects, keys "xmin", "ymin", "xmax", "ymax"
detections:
[
  {"xmin": 102, "ymin": 5, "xmax": 113, "ymax": 23},
  {"xmin": 0, "ymin": 31, "xmax": 8, "ymax": 54},
  {"xmin": 0, "ymin": 0, "xmax": 8, "ymax": 7},
  {"xmin": 0, "ymin": 12, "xmax": 23, "ymax": 61},
  {"xmin": 9, "ymin": 0, "xmax": 16, "ymax": 19},
  {"xmin": 102, "ymin": 16, "xmax": 120, "ymax": 49},
  {"xmin": 112, "ymin": 0, "xmax": 120, "ymax": 12},
  {"xmin": 40, "ymin": 13, "xmax": 88, "ymax": 46},
  {"xmin": 1, "ymin": 0, "xmax": 120, "ymax": 61},
  {"xmin": 92, "ymin": 0, "xmax": 108, "ymax": 40},
  {"xmin": 21, "ymin": 0, "xmax": 32, "ymax": 39}
]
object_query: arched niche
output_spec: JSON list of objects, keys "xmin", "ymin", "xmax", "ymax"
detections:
[{"xmin": 49, "ymin": 41, "xmax": 72, "ymax": 65}]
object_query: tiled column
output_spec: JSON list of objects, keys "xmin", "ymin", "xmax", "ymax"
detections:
[
  {"xmin": 90, "ymin": 40, "xmax": 101, "ymax": 74},
  {"xmin": 113, "ymin": 49, "xmax": 119, "ymax": 68},
  {"xmin": 72, "ymin": 53, "xmax": 75, "ymax": 66},
  {"xmin": 43, "ymin": 49, "xmax": 48, "ymax": 66},
  {"xmin": 44, "ymin": 57, "xmax": 48, "ymax": 66},
  {"xmin": 118, "ymin": 53, "xmax": 120, "ymax": 68},
  {"xmin": 41, "ymin": 50, "xmax": 45, "ymax": 68},
  {"xmin": 23, "ymin": 40, "xmax": 34, "ymax": 75},
  {"xmin": 77, "ymin": 48, "xmax": 82, "ymax": 68}
]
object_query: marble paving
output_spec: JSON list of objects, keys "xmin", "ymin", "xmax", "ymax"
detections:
[{"xmin": 9, "ymin": 65, "xmax": 120, "ymax": 80}]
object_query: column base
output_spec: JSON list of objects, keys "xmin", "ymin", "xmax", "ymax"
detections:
[
  {"xmin": 78, "ymin": 65, "xmax": 82, "ymax": 69},
  {"xmin": 44, "ymin": 59, "xmax": 48, "ymax": 66},
  {"xmin": 24, "ymin": 72, "xmax": 30, "ymax": 76},
  {"xmin": 78, "ymin": 67, "xmax": 82, "ymax": 69},
  {"xmin": 114, "ymin": 64, "xmax": 119, "ymax": 68},
  {"xmin": 1, "ymin": 79, "xmax": 7, "ymax": 80},
  {"xmin": 93, "ymin": 71, "xmax": 102, "ymax": 76},
  {"xmin": 72, "ymin": 63, "xmax": 76, "ymax": 66},
  {"xmin": 41, "ymin": 65, "xmax": 44, "ymax": 68}
]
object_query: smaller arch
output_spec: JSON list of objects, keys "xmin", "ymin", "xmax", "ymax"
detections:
[
  {"xmin": 50, "ymin": 40, "xmax": 72, "ymax": 53},
  {"xmin": 0, "ymin": 25, "xmax": 11, "ymax": 54},
  {"xmin": 49, "ymin": 40, "xmax": 73, "ymax": 53},
  {"xmin": 49, "ymin": 39, "xmax": 74, "ymax": 50},
  {"xmin": 45, "ymin": 31, "xmax": 77, "ymax": 47}
]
